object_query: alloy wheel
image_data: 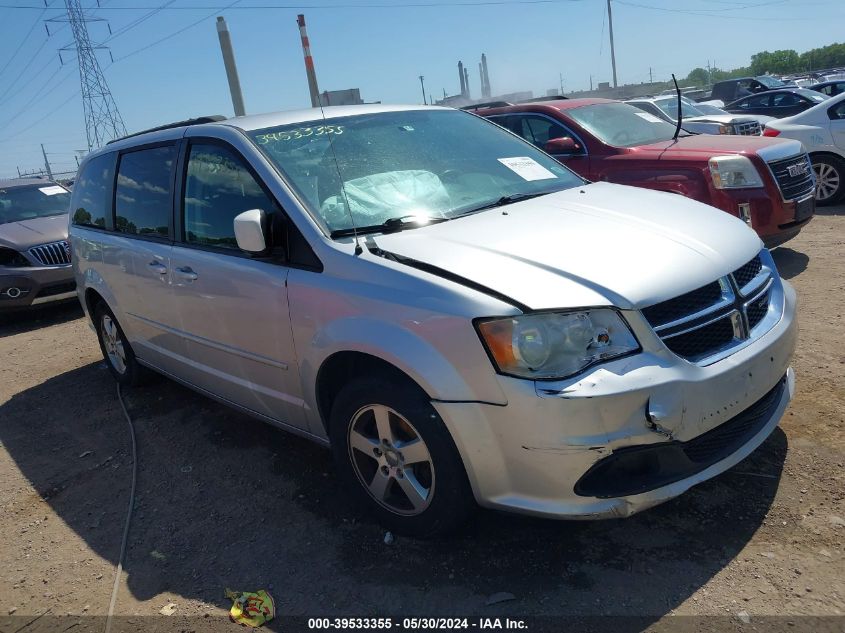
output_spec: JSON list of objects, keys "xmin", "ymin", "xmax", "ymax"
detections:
[
  {"xmin": 814, "ymin": 162, "xmax": 841, "ymax": 202},
  {"xmin": 101, "ymin": 314, "xmax": 127, "ymax": 375},
  {"xmin": 347, "ymin": 404, "xmax": 435, "ymax": 516}
]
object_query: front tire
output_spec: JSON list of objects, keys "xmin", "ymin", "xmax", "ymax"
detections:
[
  {"xmin": 329, "ymin": 377, "xmax": 474, "ymax": 537},
  {"xmin": 94, "ymin": 302, "xmax": 149, "ymax": 386},
  {"xmin": 812, "ymin": 154, "xmax": 845, "ymax": 205}
]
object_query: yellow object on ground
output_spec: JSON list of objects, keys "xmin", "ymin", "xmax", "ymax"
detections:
[{"xmin": 225, "ymin": 588, "xmax": 275, "ymax": 627}]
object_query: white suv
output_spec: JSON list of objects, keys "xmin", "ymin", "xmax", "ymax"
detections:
[{"xmin": 70, "ymin": 105, "xmax": 797, "ymax": 536}]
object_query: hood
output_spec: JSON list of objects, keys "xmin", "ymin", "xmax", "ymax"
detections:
[
  {"xmin": 632, "ymin": 134, "xmax": 804, "ymax": 161},
  {"xmin": 0, "ymin": 214, "xmax": 69, "ymax": 250},
  {"xmin": 374, "ymin": 182, "xmax": 762, "ymax": 310}
]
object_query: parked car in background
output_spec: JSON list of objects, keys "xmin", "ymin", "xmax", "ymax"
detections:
[
  {"xmin": 725, "ymin": 88, "xmax": 829, "ymax": 119},
  {"xmin": 710, "ymin": 75, "xmax": 791, "ymax": 103},
  {"xmin": 809, "ymin": 80, "xmax": 845, "ymax": 98},
  {"xmin": 472, "ymin": 98, "xmax": 814, "ymax": 246},
  {"xmin": 627, "ymin": 95, "xmax": 771, "ymax": 135},
  {"xmin": 0, "ymin": 178, "xmax": 75, "ymax": 311},
  {"xmin": 763, "ymin": 91, "xmax": 845, "ymax": 204},
  {"xmin": 70, "ymin": 105, "xmax": 797, "ymax": 536}
]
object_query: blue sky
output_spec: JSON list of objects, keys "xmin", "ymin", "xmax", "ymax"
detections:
[{"xmin": 0, "ymin": 0, "xmax": 843, "ymax": 178}]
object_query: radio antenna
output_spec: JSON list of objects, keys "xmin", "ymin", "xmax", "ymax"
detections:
[{"xmin": 299, "ymin": 13, "xmax": 362, "ymax": 254}]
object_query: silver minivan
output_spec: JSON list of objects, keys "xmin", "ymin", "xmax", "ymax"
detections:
[{"xmin": 70, "ymin": 105, "xmax": 797, "ymax": 536}]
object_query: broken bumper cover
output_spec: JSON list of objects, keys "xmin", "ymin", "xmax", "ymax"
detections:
[{"xmin": 434, "ymin": 281, "xmax": 797, "ymax": 519}]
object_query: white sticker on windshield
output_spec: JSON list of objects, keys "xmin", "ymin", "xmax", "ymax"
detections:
[
  {"xmin": 634, "ymin": 112, "xmax": 664, "ymax": 123},
  {"xmin": 39, "ymin": 185, "xmax": 66, "ymax": 196},
  {"xmin": 497, "ymin": 157, "xmax": 557, "ymax": 181}
]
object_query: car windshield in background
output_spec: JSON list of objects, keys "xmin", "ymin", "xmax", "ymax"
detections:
[
  {"xmin": 247, "ymin": 109, "xmax": 584, "ymax": 235},
  {"xmin": 756, "ymin": 76, "xmax": 787, "ymax": 89},
  {"xmin": 796, "ymin": 89, "xmax": 831, "ymax": 103},
  {"xmin": 0, "ymin": 184, "xmax": 70, "ymax": 226},
  {"xmin": 654, "ymin": 98, "xmax": 707, "ymax": 119},
  {"xmin": 567, "ymin": 102, "xmax": 681, "ymax": 147}
]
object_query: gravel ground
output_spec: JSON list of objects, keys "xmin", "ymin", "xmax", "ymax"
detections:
[{"xmin": 0, "ymin": 206, "xmax": 843, "ymax": 630}]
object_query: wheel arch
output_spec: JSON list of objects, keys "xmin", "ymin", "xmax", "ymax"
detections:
[{"xmin": 314, "ymin": 351, "xmax": 431, "ymax": 436}]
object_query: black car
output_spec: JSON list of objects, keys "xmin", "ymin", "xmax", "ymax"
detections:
[
  {"xmin": 809, "ymin": 80, "xmax": 845, "ymax": 97},
  {"xmin": 724, "ymin": 88, "xmax": 829, "ymax": 118},
  {"xmin": 709, "ymin": 75, "xmax": 790, "ymax": 103}
]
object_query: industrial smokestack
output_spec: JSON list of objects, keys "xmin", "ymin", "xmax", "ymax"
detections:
[
  {"xmin": 481, "ymin": 53, "xmax": 491, "ymax": 98},
  {"xmin": 458, "ymin": 61, "xmax": 466, "ymax": 98},
  {"xmin": 297, "ymin": 14, "xmax": 321, "ymax": 107},
  {"xmin": 216, "ymin": 17, "xmax": 246, "ymax": 116},
  {"xmin": 464, "ymin": 66, "xmax": 470, "ymax": 99}
]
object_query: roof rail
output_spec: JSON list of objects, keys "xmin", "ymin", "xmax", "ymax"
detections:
[
  {"xmin": 459, "ymin": 101, "xmax": 513, "ymax": 111},
  {"xmin": 517, "ymin": 95, "xmax": 569, "ymax": 103},
  {"xmin": 107, "ymin": 115, "xmax": 227, "ymax": 145}
]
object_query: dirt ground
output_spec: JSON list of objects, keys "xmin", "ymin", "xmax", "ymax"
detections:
[{"xmin": 1, "ymin": 205, "xmax": 843, "ymax": 631}]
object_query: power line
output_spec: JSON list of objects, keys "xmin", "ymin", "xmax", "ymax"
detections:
[
  {"xmin": 0, "ymin": 0, "xmax": 594, "ymax": 8},
  {"xmin": 0, "ymin": 6, "xmax": 46, "ymax": 78},
  {"xmin": 0, "ymin": 87, "xmax": 80, "ymax": 144}
]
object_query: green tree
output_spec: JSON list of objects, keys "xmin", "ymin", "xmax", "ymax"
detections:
[
  {"xmin": 749, "ymin": 50, "xmax": 801, "ymax": 75},
  {"xmin": 686, "ymin": 67, "xmax": 711, "ymax": 86}
]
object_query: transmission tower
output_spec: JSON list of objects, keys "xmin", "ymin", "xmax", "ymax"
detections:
[{"xmin": 52, "ymin": 0, "xmax": 126, "ymax": 150}]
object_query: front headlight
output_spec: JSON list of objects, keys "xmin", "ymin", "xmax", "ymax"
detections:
[
  {"xmin": 718, "ymin": 124, "xmax": 730, "ymax": 134},
  {"xmin": 708, "ymin": 155, "xmax": 764, "ymax": 189},
  {"xmin": 475, "ymin": 309, "xmax": 639, "ymax": 380}
]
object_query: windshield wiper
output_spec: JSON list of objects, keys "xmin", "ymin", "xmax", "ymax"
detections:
[
  {"xmin": 330, "ymin": 214, "xmax": 449, "ymax": 238},
  {"xmin": 455, "ymin": 190, "xmax": 555, "ymax": 216}
]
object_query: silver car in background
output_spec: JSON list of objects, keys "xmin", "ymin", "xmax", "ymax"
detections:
[
  {"xmin": 0, "ymin": 179, "xmax": 76, "ymax": 310},
  {"xmin": 69, "ymin": 105, "xmax": 797, "ymax": 536}
]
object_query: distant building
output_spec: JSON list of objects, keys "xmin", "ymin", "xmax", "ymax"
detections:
[{"xmin": 320, "ymin": 88, "xmax": 365, "ymax": 106}]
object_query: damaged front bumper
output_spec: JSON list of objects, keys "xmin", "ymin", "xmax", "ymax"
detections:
[{"xmin": 434, "ymin": 281, "xmax": 797, "ymax": 519}]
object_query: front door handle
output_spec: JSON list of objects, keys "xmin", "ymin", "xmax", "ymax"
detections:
[
  {"xmin": 174, "ymin": 266, "xmax": 198, "ymax": 281},
  {"xmin": 147, "ymin": 261, "xmax": 167, "ymax": 275}
]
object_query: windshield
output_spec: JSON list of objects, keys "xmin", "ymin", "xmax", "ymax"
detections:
[
  {"xmin": 756, "ymin": 75, "xmax": 787, "ymax": 88},
  {"xmin": 247, "ymin": 109, "xmax": 583, "ymax": 235},
  {"xmin": 566, "ymin": 102, "xmax": 680, "ymax": 147},
  {"xmin": 0, "ymin": 184, "xmax": 70, "ymax": 226},
  {"xmin": 694, "ymin": 103, "xmax": 728, "ymax": 115},
  {"xmin": 797, "ymin": 89, "xmax": 830, "ymax": 103},
  {"xmin": 653, "ymin": 97, "xmax": 707, "ymax": 119}
]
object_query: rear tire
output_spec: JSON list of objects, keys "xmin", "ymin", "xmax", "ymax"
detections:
[
  {"xmin": 329, "ymin": 376, "xmax": 475, "ymax": 538},
  {"xmin": 94, "ymin": 302, "xmax": 149, "ymax": 387},
  {"xmin": 811, "ymin": 154, "xmax": 845, "ymax": 205}
]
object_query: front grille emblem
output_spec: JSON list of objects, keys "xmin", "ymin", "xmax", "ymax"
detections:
[{"xmin": 787, "ymin": 163, "xmax": 808, "ymax": 178}]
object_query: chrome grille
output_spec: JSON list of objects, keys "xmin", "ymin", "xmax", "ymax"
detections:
[
  {"xmin": 768, "ymin": 153, "xmax": 815, "ymax": 201},
  {"xmin": 733, "ymin": 121, "xmax": 761, "ymax": 136},
  {"xmin": 643, "ymin": 252, "xmax": 775, "ymax": 363},
  {"xmin": 28, "ymin": 240, "xmax": 71, "ymax": 266}
]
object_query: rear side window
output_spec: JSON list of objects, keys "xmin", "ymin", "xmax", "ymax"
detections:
[
  {"xmin": 182, "ymin": 143, "xmax": 276, "ymax": 249},
  {"xmin": 71, "ymin": 153, "xmax": 113, "ymax": 228},
  {"xmin": 115, "ymin": 145, "xmax": 176, "ymax": 239}
]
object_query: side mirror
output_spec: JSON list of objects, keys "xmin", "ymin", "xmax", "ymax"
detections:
[
  {"xmin": 544, "ymin": 136, "xmax": 580, "ymax": 155},
  {"xmin": 233, "ymin": 208, "xmax": 267, "ymax": 253}
]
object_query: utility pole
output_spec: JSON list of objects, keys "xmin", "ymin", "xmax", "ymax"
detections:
[
  {"xmin": 649, "ymin": 67, "xmax": 653, "ymax": 83},
  {"xmin": 559, "ymin": 72, "xmax": 564, "ymax": 95},
  {"xmin": 607, "ymin": 0, "xmax": 618, "ymax": 88},
  {"xmin": 296, "ymin": 14, "xmax": 321, "ymax": 107},
  {"xmin": 590, "ymin": 74, "xmax": 593, "ymax": 91},
  {"xmin": 216, "ymin": 17, "xmax": 246, "ymax": 116},
  {"xmin": 41, "ymin": 144, "xmax": 53, "ymax": 180},
  {"xmin": 419, "ymin": 75, "xmax": 427, "ymax": 105}
]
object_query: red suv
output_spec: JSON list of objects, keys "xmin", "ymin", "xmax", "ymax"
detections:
[{"xmin": 471, "ymin": 98, "xmax": 815, "ymax": 247}]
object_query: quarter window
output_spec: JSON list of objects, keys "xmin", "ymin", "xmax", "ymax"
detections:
[
  {"xmin": 183, "ymin": 143, "xmax": 276, "ymax": 249},
  {"xmin": 71, "ymin": 153, "xmax": 112, "ymax": 228},
  {"xmin": 114, "ymin": 145, "xmax": 176, "ymax": 238}
]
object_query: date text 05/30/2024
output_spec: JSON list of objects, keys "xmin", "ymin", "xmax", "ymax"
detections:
[{"xmin": 307, "ymin": 618, "xmax": 528, "ymax": 630}]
